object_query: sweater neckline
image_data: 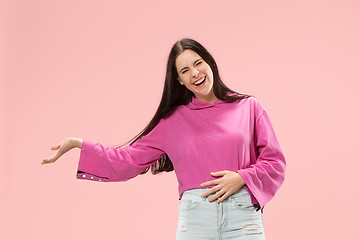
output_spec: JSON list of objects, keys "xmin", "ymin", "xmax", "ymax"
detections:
[{"xmin": 186, "ymin": 95, "xmax": 227, "ymax": 110}]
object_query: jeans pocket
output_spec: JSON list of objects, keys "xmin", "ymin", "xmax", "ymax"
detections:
[
  {"xmin": 179, "ymin": 192, "xmax": 203, "ymax": 211},
  {"xmin": 230, "ymin": 189, "xmax": 255, "ymax": 210},
  {"xmin": 179, "ymin": 198, "xmax": 201, "ymax": 210}
]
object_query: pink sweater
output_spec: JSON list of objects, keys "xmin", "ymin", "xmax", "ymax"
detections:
[{"xmin": 77, "ymin": 94, "xmax": 286, "ymax": 209}]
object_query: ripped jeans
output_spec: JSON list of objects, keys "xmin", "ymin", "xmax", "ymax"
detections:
[{"xmin": 175, "ymin": 187, "xmax": 265, "ymax": 240}]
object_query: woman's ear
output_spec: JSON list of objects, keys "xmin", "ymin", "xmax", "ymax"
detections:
[{"xmin": 177, "ymin": 77, "xmax": 184, "ymax": 85}]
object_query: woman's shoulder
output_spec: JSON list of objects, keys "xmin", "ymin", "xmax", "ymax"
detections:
[
  {"xmin": 161, "ymin": 105, "xmax": 182, "ymax": 121},
  {"xmin": 228, "ymin": 93, "xmax": 265, "ymax": 114},
  {"xmin": 228, "ymin": 92, "xmax": 259, "ymax": 105}
]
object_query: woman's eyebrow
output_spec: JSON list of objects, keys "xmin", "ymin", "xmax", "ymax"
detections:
[
  {"xmin": 194, "ymin": 58, "xmax": 202, "ymax": 65},
  {"xmin": 179, "ymin": 58, "xmax": 202, "ymax": 73}
]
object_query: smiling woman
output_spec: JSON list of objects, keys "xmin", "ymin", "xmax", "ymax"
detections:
[
  {"xmin": 42, "ymin": 38, "xmax": 286, "ymax": 240},
  {"xmin": 175, "ymin": 49, "xmax": 217, "ymax": 103}
]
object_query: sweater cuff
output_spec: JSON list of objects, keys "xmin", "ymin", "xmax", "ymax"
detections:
[{"xmin": 76, "ymin": 139, "xmax": 109, "ymax": 182}]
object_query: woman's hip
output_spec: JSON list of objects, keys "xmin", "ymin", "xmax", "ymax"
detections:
[{"xmin": 176, "ymin": 187, "xmax": 265, "ymax": 239}]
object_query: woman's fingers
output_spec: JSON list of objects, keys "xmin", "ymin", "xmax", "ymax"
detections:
[
  {"xmin": 200, "ymin": 178, "xmax": 220, "ymax": 187},
  {"xmin": 216, "ymin": 192, "xmax": 231, "ymax": 203},
  {"xmin": 41, "ymin": 158, "xmax": 55, "ymax": 164},
  {"xmin": 200, "ymin": 181, "xmax": 213, "ymax": 187},
  {"xmin": 202, "ymin": 185, "xmax": 221, "ymax": 198},
  {"xmin": 207, "ymin": 188, "xmax": 235, "ymax": 203},
  {"xmin": 42, "ymin": 142, "xmax": 64, "ymax": 164},
  {"xmin": 41, "ymin": 158, "xmax": 54, "ymax": 164},
  {"xmin": 200, "ymin": 171, "xmax": 246, "ymax": 203},
  {"xmin": 51, "ymin": 144, "xmax": 60, "ymax": 150},
  {"xmin": 42, "ymin": 151, "xmax": 60, "ymax": 164},
  {"xmin": 208, "ymin": 189, "xmax": 225, "ymax": 202}
]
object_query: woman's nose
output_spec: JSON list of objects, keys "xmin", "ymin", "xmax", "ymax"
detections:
[{"xmin": 192, "ymin": 68, "xmax": 200, "ymax": 77}]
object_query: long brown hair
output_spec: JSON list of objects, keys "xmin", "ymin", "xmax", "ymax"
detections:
[{"xmin": 114, "ymin": 38, "xmax": 254, "ymax": 175}]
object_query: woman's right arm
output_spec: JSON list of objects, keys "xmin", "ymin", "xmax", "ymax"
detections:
[
  {"xmin": 41, "ymin": 137, "xmax": 83, "ymax": 164},
  {"xmin": 42, "ymin": 117, "xmax": 168, "ymax": 182},
  {"xmin": 76, "ymin": 119, "xmax": 167, "ymax": 182}
]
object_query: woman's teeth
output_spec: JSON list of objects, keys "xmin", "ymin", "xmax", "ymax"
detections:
[{"xmin": 194, "ymin": 76, "xmax": 206, "ymax": 86}]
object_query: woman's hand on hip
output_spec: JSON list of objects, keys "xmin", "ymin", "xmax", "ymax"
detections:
[
  {"xmin": 200, "ymin": 170, "xmax": 246, "ymax": 203},
  {"xmin": 41, "ymin": 137, "xmax": 83, "ymax": 165}
]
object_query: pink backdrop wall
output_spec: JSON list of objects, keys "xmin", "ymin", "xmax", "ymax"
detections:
[{"xmin": 2, "ymin": 0, "xmax": 360, "ymax": 239}]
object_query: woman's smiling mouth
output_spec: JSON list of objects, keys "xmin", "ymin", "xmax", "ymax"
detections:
[{"xmin": 194, "ymin": 76, "xmax": 206, "ymax": 87}]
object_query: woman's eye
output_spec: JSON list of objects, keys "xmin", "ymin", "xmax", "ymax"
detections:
[
  {"xmin": 182, "ymin": 70, "xmax": 188, "ymax": 74},
  {"xmin": 196, "ymin": 61, "xmax": 202, "ymax": 65}
]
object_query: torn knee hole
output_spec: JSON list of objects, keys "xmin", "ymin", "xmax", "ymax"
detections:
[{"xmin": 241, "ymin": 223, "xmax": 263, "ymax": 235}]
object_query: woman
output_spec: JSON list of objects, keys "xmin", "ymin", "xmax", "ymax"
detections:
[{"xmin": 42, "ymin": 38, "xmax": 286, "ymax": 239}]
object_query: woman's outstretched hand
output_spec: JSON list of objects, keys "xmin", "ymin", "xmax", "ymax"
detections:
[
  {"xmin": 41, "ymin": 137, "xmax": 83, "ymax": 165},
  {"xmin": 200, "ymin": 170, "xmax": 246, "ymax": 203}
]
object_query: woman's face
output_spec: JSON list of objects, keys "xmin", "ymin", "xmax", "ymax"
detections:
[{"xmin": 175, "ymin": 49, "xmax": 217, "ymax": 103}]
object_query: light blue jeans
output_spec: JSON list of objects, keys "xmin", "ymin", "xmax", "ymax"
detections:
[{"xmin": 175, "ymin": 187, "xmax": 265, "ymax": 240}]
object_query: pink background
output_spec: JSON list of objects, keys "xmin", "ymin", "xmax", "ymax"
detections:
[{"xmin": 1, "ymin": 0, "xmax": 359, "ymax": 239}]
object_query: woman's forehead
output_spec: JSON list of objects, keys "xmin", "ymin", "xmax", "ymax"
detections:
[{"xmin": 176, "ymin": 50, "xmax": 201, "ymax": 66}]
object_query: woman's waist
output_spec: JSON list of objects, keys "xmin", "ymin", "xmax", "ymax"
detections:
[{"xmin": 181, "ymin": 187, "xmax": 250, "ymax": 200}]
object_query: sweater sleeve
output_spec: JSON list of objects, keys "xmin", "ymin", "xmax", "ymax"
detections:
[
  {"xmin": 76, "ymin": 118, "xmax": 168, "ymax": 182},
  {"xmin": 236, "ymin": 100, "xmax": 286, "ymax": 208}
]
